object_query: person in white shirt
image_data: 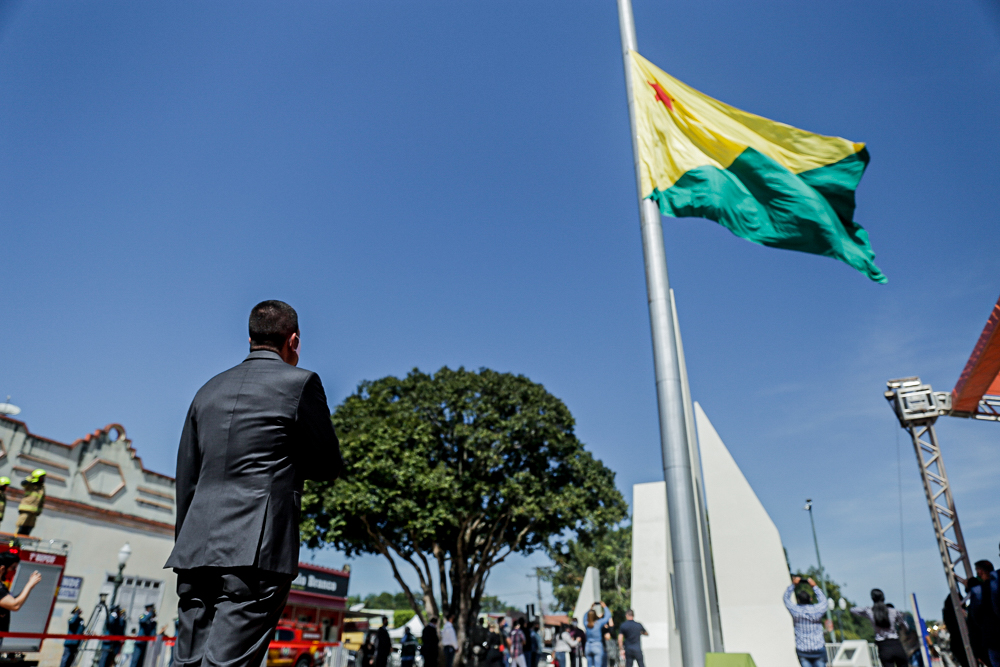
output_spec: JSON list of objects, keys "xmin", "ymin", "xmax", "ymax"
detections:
[
  {"xmin": 442, "ymin": 614, "xmax": 459, "ymax": 667},
  {"xmin": 553, "ymin": 623, "xmax": 579, "ymax": 667}
]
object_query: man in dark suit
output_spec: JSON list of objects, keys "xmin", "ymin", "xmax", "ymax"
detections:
[
  {"xmin": 421, "ymin": 617, "xmax": 439, "ymax": 667},
  {"xmin": 166, "ymin": 300, "xmax": 344, "ymax": 667},
  {"xmin": 374, "ymin": 617, "xmax": 392, "ymax": 667}
]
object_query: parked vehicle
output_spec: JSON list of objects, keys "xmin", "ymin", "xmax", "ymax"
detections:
[{"xmin": 268, "ymin": 620, "xmax": 325, "ymax": 667}]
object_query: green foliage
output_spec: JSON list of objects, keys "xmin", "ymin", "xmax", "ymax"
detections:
[
  {"xmin": 479, "ymin": 595, "xmax": 509, "ymax": 613},
  {"xmin": 300, "ymin": 367, "xmax": 627, "ymax": 661},
  {"xmin": 792, "ymin": 568, "xmax": 874, "ymax": 642},
  {"xmin": 542, "ymin": 523, "xmax": 631, "ymax": 627},
  {"xmin": 363, "ymin": 592, "xmax": 413, "ymax": 610},
  {"xmin": 395, "ymin": 609, "xmax": 416, "ymax": 627}
]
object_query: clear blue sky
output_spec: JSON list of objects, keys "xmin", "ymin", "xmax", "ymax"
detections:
[{"xmin": 2, "ymin": 0, "xmax": 999, "ymax": 617}]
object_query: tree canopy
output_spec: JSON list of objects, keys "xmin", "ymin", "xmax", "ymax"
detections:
[
  {"xmin": 301, "ymin": 367, "xmax": 627, "ymax": 664},
  {"xmin": 542, "ymin": 523, "xmax": 632, "ymax": 627}
]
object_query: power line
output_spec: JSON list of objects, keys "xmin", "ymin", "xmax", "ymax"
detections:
[{"xmin": 895, "ymin": 424, "xmax": 907, "ymax": 599}]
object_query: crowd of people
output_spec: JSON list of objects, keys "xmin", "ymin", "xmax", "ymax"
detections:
[
  {"xmin": 784, "ymin": 548, "xmax": 1000, "ymax": 667},
  {"xmin": 784, "ymin": 575, "xmax": 913, "ymax": 667},
  {"xmin": 945, "ymin": 555, "xmax": 1000, "ymax": 667},
  {"xmin": 464, "ymin": 601, "xmax": 646, "ymax": 667},
  {"xmin": 356, "ymin": 615, "xmax": 456, "ymax": 667}
]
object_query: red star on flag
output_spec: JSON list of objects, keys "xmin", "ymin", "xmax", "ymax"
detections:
[{"xmin": 648, "ymin": 81, "xmax": 673, "ymax": 111}]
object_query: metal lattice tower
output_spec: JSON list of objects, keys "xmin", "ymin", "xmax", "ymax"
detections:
[{"xmin": 884, "ymin": 377, "xmax": 976, "ymax": 667}]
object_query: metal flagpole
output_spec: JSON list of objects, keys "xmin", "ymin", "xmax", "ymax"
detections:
[{"xmin": 616, "ymin": 1, "xmax": 712, "ymax": 665}]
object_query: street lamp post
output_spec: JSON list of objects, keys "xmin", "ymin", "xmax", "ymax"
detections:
[
  {"xmin": 110, "ymin": 543, "xmax": 132, "ymax": 607},
  {"xmin": 804, "ymin": 500, "xmax": 836, "ymax": 643}
]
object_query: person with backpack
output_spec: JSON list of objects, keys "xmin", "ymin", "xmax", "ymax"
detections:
[{"xmin": 851, "ymin": 589, "xmax": 908, "ymax": 667}]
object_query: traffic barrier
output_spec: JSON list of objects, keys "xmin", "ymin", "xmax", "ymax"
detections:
[
  {"xmin": 0, "ymin": 632, "xmax": 169, "ymax": 642},
  {"xmin": 0, "ymin": 631, "xmax": 347, "ymax": 667}
]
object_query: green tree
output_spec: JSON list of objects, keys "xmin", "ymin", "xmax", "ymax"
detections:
[
  {"xmin": 301, "ymin": 367, "xmax": 627, "ymax": 666},
  {"xmin": 363, "ymin": 591, "xmax": 413, "ymax": 610},
  {"xmin": 542, "ymin": 523, "xmax": 631, "ymax": 626},
  {"xmin": 394, "ymin": 609, "xmax": 416, "ymax": 627},
  {"xmin": 479, "ymin": 595, "xmax": 509, "ymax": 613}
]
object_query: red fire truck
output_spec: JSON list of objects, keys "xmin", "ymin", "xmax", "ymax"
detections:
[
  {"xmin": 267, "ymin": 563, "xmax": 349, "ymax": 667},
  {"xmin": 0, "ymin": 537, "xmax": 69, "ymax": 658}
]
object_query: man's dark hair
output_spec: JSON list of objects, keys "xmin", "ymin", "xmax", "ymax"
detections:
[
  {"xmin": 975, "ymin": 560, "xmax": 995, "ymax": 574},
  {"xmin": 249, "ymin": 301, "xmax": 298, "ymax": 350},
  {"xmin": 0, "ymin": 552, "xmax": 19, "ymax": 568},
  {"xmin": 795, "ymin": 588, "xmax": 812, "ymax": 605}
]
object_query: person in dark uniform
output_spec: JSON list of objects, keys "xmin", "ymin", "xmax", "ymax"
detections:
[
  {"xmin": 0, "ymin": 551, "xmax": 42, "ymax": 650},
  {"xmin": 485, "ymin": 621, "xmax": 504, "ymax": 667},
  {"xmin": 422, "ymin": 617, "xmax": 440, "ymax": 667},
  {"xmin": 130, "ymin": 604, "xmax": 158, "ymax": 667},
  {"xmin": 165, "ymin": 300, "xmax": 345, "ymax": 667},
  {"xmin": 617, "ymin": 610, "xmax": 648, "ymax": 667},
  {"xmin": 401, "ymin": 627, "xmax": 419, "ymax": 667},
  {"xmin": 374, "ymin": 617, "xmax": 392, "ymax": 667},
  {"xmin": 60, "ymin": 606, "xmax": 85, "ymax": 667},
  {"xmin": 99, "ymin": 605, "xmax": 127, "ymax": 667}
]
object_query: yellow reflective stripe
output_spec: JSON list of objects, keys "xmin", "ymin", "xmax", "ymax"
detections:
[{"xmin": 630, "ymin": 51, "xmax": 864, "ymax": 196}]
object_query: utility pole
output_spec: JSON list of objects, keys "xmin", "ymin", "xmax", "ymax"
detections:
[
  {"xmin": 804, "ymin": 500, "xmax": 835, "ymax": 642},
  {"xmin": 528, "ymin": 568, "xmax": 546, "ymax": 621}
]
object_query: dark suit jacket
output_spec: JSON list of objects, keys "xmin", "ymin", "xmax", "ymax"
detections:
[
  {"xmin": 421, "ymin": 625, "xmax": 439, "ymax": 659},
  {"xmin": 374, "ymin": 627, "xmax": 392, "ymax": 667},
  {"xmin": 166, "ymin": 350, "xmax": 344, "ymax": 575}
]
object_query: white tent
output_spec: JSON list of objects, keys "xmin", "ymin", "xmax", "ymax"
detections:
[{"xmin": 388, "ymin": 614, "xmax": 424, "ymax": 640}]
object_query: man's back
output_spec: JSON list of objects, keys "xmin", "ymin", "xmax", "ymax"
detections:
[
  {"xmin": 422, "ymin": 624, "xmax": 439, "ymax": 656},
  {"xmin": 375, "ymin": 626, "xmax": 392, "ymax": 667},
  {"xmin": 166, "ymin": 350, "xmax": 343, "ymax": 575},
  {"xmin": 619, "ymin": 620, "xmax": 645, "ymax": 652}
]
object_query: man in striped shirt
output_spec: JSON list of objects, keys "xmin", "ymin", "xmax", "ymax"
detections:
[{"xmin": 784, "ymin": 576, "xmax": 829, "ymax": 667}]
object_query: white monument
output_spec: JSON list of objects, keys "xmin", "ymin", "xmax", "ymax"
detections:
[
  {"xmin": 573, "ymin": 566, "xmax": 601, "ymax": 629},
  {"xmin": 631, "ymin": 404, "xmax": 797, "ymax": 667},
  {"xmin": 695, "ymin": 402, "xmax": 798, "ymax": 667},
  {"xmin": 631, "ymin": 482, "xmax": 682, "ymax": 666}
]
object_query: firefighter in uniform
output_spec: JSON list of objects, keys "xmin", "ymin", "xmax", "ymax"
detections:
[
  {"xmin": 130, "ymin": 604, "xmax": 157, "ymax": 667},
  {"xmin": 0, "ymin": 477, "xmax": 10, "ymax": 524},
  {"xmin": 16, "ymin": 469, "xmax": 45, "ymax": 536}
]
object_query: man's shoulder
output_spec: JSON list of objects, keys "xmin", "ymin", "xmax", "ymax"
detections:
[{"xmin": 195, "ymin": 357, "xmax": 317, "ymax": 398}]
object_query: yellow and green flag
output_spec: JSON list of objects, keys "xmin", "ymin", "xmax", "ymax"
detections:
[{"xmin": 630, "ymin": 51, "xmax": 885, "ymax": 283}]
